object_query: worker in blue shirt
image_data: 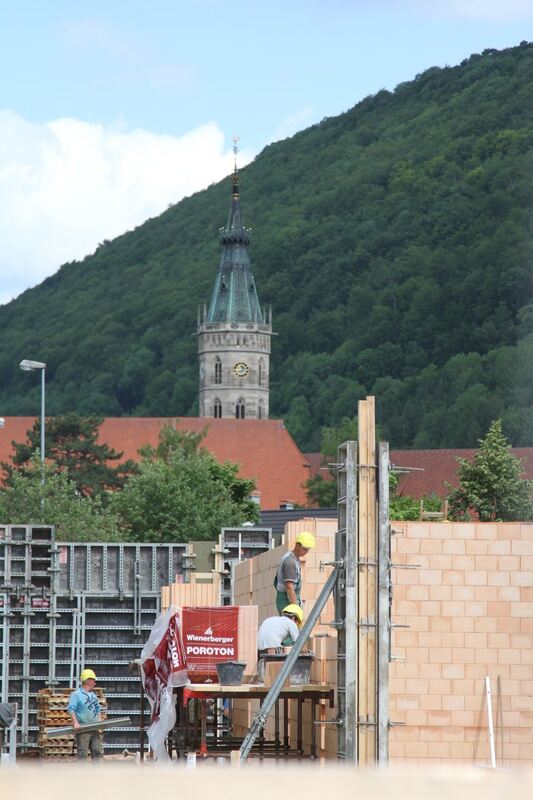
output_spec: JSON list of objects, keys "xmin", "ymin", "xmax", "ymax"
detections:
[{"xmin": 68, "ymin": 668, "xmax": 103, "ymax": 761}]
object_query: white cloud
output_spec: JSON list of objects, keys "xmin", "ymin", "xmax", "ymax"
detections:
[{"xmin": 0, "ymin": 111, "xmax": 256, "ymax": 305}]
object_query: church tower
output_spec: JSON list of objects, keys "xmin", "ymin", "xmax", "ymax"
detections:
[{"xmin": 198, "ymin": 143, "xmax": 272, "ymax": 420}]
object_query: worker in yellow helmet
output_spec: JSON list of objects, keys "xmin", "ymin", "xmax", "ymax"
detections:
[
  {"xmin": 274, "ymin": 530, "xmax": 315, "ymax": 615},
  {"xmin": 256, "ymin": 605, "xmax": 304, "ymax": 681},
  {"xmin": 67, "ymin": 668, "xmax": 103, "ymax": 761}
]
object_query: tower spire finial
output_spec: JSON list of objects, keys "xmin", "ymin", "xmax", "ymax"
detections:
[{"xmin": 232, "ymin": 135, "xmax": 240, "ymax": 197}]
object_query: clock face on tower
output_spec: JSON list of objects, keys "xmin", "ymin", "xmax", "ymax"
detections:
[{"xmin": 233, "ymin": 361, "xmax": 249, "ymax": 378}]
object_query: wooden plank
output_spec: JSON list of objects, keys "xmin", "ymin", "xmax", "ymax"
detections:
[{"xmin": 366, "ymin": 395, "xmax": 377, "ymax": 763}]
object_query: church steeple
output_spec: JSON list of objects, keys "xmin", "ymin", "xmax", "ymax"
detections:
[
  {"xmin": 206, "ymin": 139, "xmax": 264, "ymax": 324},
  {"xmin": 197, "ymin": 138, "xmax": 273, "ymax": 422}
]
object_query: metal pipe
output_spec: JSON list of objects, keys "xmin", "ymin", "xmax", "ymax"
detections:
[
  {"xmin": 377, "ymin": 442, "xmax": 390, "ymax": 765},
  {"xmin": 343, "ymin": 441, "xmax": 358, "ymax": 762},
  {"xmin": 486, "ymin": 676, "xmax": 496, "ymax": 768},
  {"xmin": 239, "ymin": 562, "xmax": 341, "ymax": 761}
]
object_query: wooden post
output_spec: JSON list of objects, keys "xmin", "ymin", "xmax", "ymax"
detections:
[{"xmin": 357, "ymin": 396, "xmax": 377, "ymax": 765}]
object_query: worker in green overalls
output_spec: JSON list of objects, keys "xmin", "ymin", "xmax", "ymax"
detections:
[{"xmin": 274, "ymin": 531, "xmax": 316, "ymax": 614}]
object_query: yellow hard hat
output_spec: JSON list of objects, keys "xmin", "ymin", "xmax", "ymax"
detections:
[
  {"xmin": 295, "ymin": 531, "xmax": 315, "ymax": 549},
  {"xmin": 80, "ymin": 668, "xmax": 97, "ymax": 682},
  {"xmin": 282, "ymin": 604, "xmax": 304, "ymax": 625}
]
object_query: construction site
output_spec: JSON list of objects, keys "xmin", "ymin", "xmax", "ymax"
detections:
[{"xmin": 0, "ymin": 396, "xmax": 531, "ymax": 797}]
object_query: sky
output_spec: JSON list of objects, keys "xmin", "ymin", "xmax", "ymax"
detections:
[{"xmin": 0, "ymin": 0, "xmax": 531, "ymax": 306}]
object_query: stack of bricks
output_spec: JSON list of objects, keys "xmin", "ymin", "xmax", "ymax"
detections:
[
  {"xmin": 233, "ymin": 517, "xmax": 337, "ymax": 630},
  {"xmin": 161, "ymin": 571, "xmax": 221, "ymax": 610},
  {"xmin": 37, "ymin": 687, "xmax": 107, "ymax": 758},
  {"xmin": 389, "ymin": 521, "xmax": 533, "ymax": 767},
  {"xmin": 231, "ymin": 519, "xmax": 338, "ymax": 757}
]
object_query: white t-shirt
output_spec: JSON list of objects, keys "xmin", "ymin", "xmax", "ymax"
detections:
[{"xmin": 257, "ymin": 616, "xmax": 299, "ymax": 650}]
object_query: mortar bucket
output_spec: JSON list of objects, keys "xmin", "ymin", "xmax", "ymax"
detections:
[{"xmin": 215, "ymin": 661, "xmax": 247, "ymax": 685}]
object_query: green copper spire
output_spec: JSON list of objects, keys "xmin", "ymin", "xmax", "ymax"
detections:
[{"xmin": 206, "ymin": 140, "xmax": 264, "ymax": 324}]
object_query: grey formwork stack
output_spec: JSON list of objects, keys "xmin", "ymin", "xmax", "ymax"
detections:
[
  {"xmin": 217, "ymin": 527, "xmax": 272, "ymax": 605},
  {"xmin": 0, "ymin": 525, "xmax": 187, "ymax": 754}
]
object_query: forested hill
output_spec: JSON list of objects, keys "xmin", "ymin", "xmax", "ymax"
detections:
[{"xmin": 0, "ymin": 43, "xmax": 532, "ymax": 452}]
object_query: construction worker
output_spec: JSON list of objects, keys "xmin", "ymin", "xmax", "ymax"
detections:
[
  {"xmin": 68, "ymin": 668, "xmax": 103, "ymax": 761},
  {"xmin": 274, "ymin": 530, "xmax": 315, "ymax": 614},
  {"xmin": 257, "ymin": 604, "xmax": 304, "ymax": 656}
]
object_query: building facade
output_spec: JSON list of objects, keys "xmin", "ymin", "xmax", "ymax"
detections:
[{"xmin": 197, "ymin": 162, "xmax": 272, "ymax": 420}]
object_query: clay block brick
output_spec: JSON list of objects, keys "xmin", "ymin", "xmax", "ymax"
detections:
[
  {"xmin": 419, "ymin": 695, "xmax": 443, "ymax": 710},
  {"xmin": 442, "ymin": 570, "xmax": 464, "ymax": 586},
  {"xmin": 430, "ymin": 616, "xmax": 452, "ymax": 632},
  {"xmin": 488, "ymin": 539, "xmax": 511, "ymax": 555},
  {"xmin": 429, "ymin": 647, "xmax": 452, "ymax": 663},
  {"xmin": 498, "ymin": 617, "xmax": 521, "ymax": 633},
  {"xmin": 474, "ymin": 617, "xmax": 497, "ymax": 633},
  {"xmin": 475, "ymin": 586, "xmax": 499, "ymax": 601},
  {"xmin": 466, "ymin": 632, "xmax": 488, "ymax": 648},
  {"xmin": 418, "ymin": 632, "xmax": 442, "ymax": 648},
  {"xmin": 442, "ymin": 632, "xmax": 464, "ymax": 648},
  {"xmin": 511, "ymin": 540, "xmax": 532, "ymax": 555},
  {"xmin": 451, "ymin": 742, "xmax": 474, "ymax": 758},
  {"xmin": 452, "ymin": 586, "xmax": 475, "ymax": 601},
  {"xmin": 419, "ymin": 663, "xmax": 442, "ymax": 679},
  {"xmin": 443, "ymin": 695, "xmax": 465, "ymax": 711},
  {"xmin": 452, "ymin": 616, "xmax": 475, "ymax": 632},
  {"xmin": 442, "ymin": 601, "xmax": 464, "ymax": 617},
  {"xmin": 466, "ymin": 570, "xmax": 487, "ymax": 586},
  {"xmin": 406, "ymin": 585, "xmax": 430, "ymax": 601},
  {"xmin": 428, "ymin": 678, "xmax": 451, "ymax": 694},
  {"xmin": 405, "ymin": 647, "xmax": 430, "ymax": 663},
  {"xmin": 498, "ymin": 649, "xmax": 522, "ymax": 665},
  {"xmin": 443, "ymin": 540, "xmax": 466, "ymax": 554},
  {"xmin": 405, "ymin": 678, "xmax": 429, "ymax": 694},
  {"xmin": 427, "ymin": 741, "xmax": 451, "ymax": 758},
  {"xmin": 498, "ymin": 586, "xmax": 520, "ymax": 602},
  {"xmin": 488, "ymin": 601, "xmax": 510, "ymax": 617},
  {"xmin": 420, "ymin": 540, "xmax": 442, "ymax": 554},
  {"xmin": 420, "ymin": 601, "xmax": 441, "ymax": 615},
  {"xmin": 488, "ymin": 572, "xmax": 510, "ymax": 586},
  {"xmin": 511, "ymin": 571, "xmax": 533, "ymax": 587},
  {"xmin": 465, "ymin": 602, "xmax": 487, "ymax": 617},
  {"xmin": 452, "ymin": 647, "xmax": 475, "ymax": 663},
  {"xmin": 512, "ymin": 602, "xmax": 533, "ymax": 618},
  {"xmin": 475, "ymin": 648, "xmax": 498, "ymax": 663},
  {"xmin": 430, "ymin": 585, "xmax": 453, "ymax": 601},
  {"xmin": 452, "ymin": 524, "xmax": 476, "ymax": 539},
  {"xmin": 498, "ymin": 556, "xmax": 520, "ymax": 571},
  {"xmin": 452, "ymin": 556, "xmax": 475, "ymax": 570},
  {"xmin": 403, "ymin": 709, "xmax": 428, "ymax": 725},
  {"xmin": 442, "ymin": 663, "xmax": 465, "ymax": 679}
]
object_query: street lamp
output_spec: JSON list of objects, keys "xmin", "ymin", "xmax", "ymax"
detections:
[{"xmin": 19, "ymin": 359, "xmax": 46, "ymax": 508}]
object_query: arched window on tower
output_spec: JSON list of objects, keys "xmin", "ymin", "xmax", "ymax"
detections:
[
  {"xmin": 235, "ymin": 399, "xmax": 245, "ymax": 419},
  {"xmin": 258, "ymin": 358, "xmax": 265, "ymax": 386},
  {"xmin": 258, "ymin": 400, "xmax": 264, "ymax": 420},
  {"xmin": 214, "ymin": 398, "xmax": 222, "ymax": 418},
  {"xmin": 214, "ymin": 357, "xmax": 222, "ymax": 385}
]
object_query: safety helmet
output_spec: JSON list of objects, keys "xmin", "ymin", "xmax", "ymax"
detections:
[
  {"xmin": 282, "ymin": 604, "xmax": 304, "ymax": 626},
  {"xmin": 295, "ymin": 531, "xmax": 315, "ymax": 549},
  {"xmin": 80, "ymin": 668, "xmax": 97, "ymax": 683}
]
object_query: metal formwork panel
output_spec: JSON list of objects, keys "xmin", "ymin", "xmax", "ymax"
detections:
[
  {"xmin": 219, "ymin": 527, "xmax": 272, "ymax": 605},
  {"xmin": 0, "ymin": 529, "xmax": 188, "ymax": 753}
]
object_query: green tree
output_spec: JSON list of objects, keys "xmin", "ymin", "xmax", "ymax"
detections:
[
  {"xmin": 448, "ymin": 419, "xmax": 533, "ymax": 521},
  {"xmin": 111, "ymin": 427, "xmax": 259, "ymax": 542},
  {"xmin": 6, "ymin": 413, "xmax": 137, "ymax": 501},
  {"xmin": 0, "ymin": 456, "xmax": 122, "ymax": 541}
]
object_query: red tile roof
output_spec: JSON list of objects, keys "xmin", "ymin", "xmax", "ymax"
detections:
[
  {"xmin": 304, "ymin": 449, "xmax": 533, "ymax": 499},
  {"xmin": 0, "ymin": 417, "xmax": 310, "ymax": 510}
]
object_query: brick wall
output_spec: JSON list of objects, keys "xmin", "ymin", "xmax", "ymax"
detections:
[
  {"xmin": 390, "ymin": 521, "xmax": 533, "ymax": 767},
  {"xmin": 232, "ymin": 518, "xmax": 532, "ymax": 766}
]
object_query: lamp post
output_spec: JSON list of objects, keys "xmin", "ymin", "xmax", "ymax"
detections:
[{"xmin": 19, "ymin": 359, "xmax": 46, "ymax": 510}]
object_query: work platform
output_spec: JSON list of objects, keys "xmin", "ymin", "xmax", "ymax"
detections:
[{"xmin": 171, "ymin": 683, "xmax": 335, "ymax": 760}]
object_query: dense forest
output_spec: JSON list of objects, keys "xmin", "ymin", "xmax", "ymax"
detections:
[{"xmin": 0, "ymin": 43, "xmax": 531, "ymax": 451}]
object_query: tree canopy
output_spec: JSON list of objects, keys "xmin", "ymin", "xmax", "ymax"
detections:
[
  {"xmin": 110, "ymin": 425, "xmax": 259, "ymax": 542},
  {"xmin": 5, "ymin": 413, "xmax": 137, "ymax": 501},
  {"xmin": 0, "ymin": 45, "xmax": 530, "ymax": 451},
  {"xmin": 448, "ymin": 419, "xmax": 533, "ymax": 521}
]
